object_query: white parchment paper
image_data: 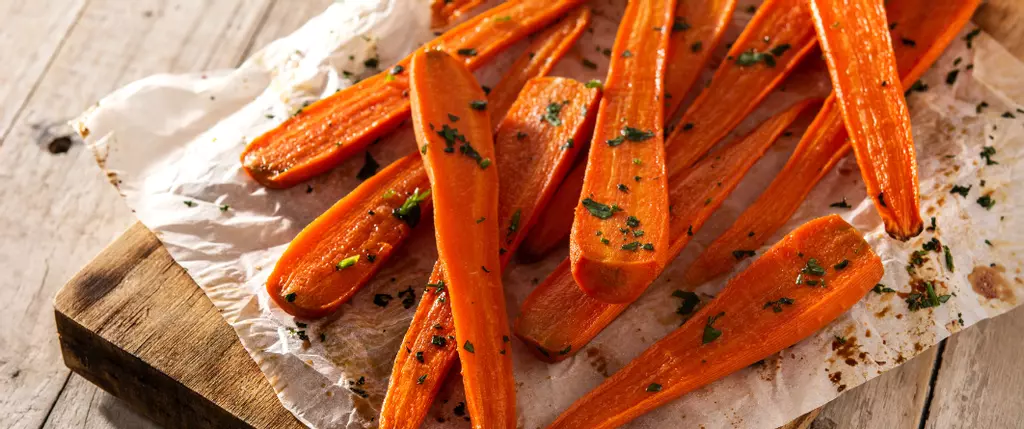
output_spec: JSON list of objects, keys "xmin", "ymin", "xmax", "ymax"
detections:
[{"xmin": 75, "ymin": 0, "xmax": 1024, "ymax": 427}]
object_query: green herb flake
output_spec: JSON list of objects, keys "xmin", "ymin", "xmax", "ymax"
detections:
[
  {"xmin": 581, "ymin": 58, "xmax": 598, "ymax": 70},
  {"xmin": 463, "ymin": 340, "xmax": 475, "ymax": 353},
  {"xmin": 582, "ymin": 198, "xmax": 618, "ymax": 219},
  {"xmin": 431, "ymin": 335, "xmax": 447, "ymax": 347},
  {"xmin": 872, "ymin": 284, "xmax": 895, "ymax": 294},
  {"xmin": 964, "ymin": 28, "xmax": 981, "ymax": 49},
  {"xmin": 646, "ymin": 383, "xmax": 662, "ymax": 393},
  {"xmin": 183, "ymin": 200, "xmax": 196, "ymax": 207},
  {"xmin": 585, "ymin": 79, "xmax": 603, "ymax": 89},
  {"xmin": 621, "ymin": 50, "xmax": 633, "ymax": 58},
  {"xmin": 763, "ymin": 297, "xmax": 794, "ymax": 313},
  {"xmin": 621, "ymin": 241, "xmax": 641, "ymax": 251},
  {"xmin": 392, "ymin": 188, "xmax": 431, "ymax": 228},
  {"xmin": 672, "ymin": 290, "xmax": 700, "ymax": 316},
  {"xmin": 457, "ymin": 48, "xmax": 478, "ymax": 57},
  {"xmin": 373, "ymin": 293, "xmax": 392, "ymax": 307},
  {"xmin": 507, "ymin": 209, "xmax": 521, "ymax": 238},
  {"xmin": 944, "ymin": 245, "xmax": 954, "ymax": 272},
  {"xmin": 950, "ymin": 184, "xmax": 971, "ymax": 197},
  {"xmin": 417, "ymin": 374, "xmax": 427, "ymax": 384},
  {"xmin": 834, "ymin": 259, "xmax": 849, "ymax": 270},
  {"xmin": 285, "ymin": 292, "xmax": 297, "ymax": 302},
  {"xmin": 542, "ymin": 100, "xmax": 568, "ymax": 126},
  {"xmin": 336, "ymin": 254, "xmax": 360, "ymax": 270},
  {"xmin": 672, "ymin": 16, "xmax": 690, "ymax": 32},
  {"xmin": 977, "ymin": 195, "xmax": 995, "ymax": 210},
  {"xmin": 980, "ymin": 146, "xmax": 998, "ymax": 165},
  {"xmin": 702, "ymin": 312, "xmax": 725, "ymax": 344},
  {"xmin": 469, "ymin": 100, "xmax": 488, "ymax": 110},
  {"xmin": 219, "ymin": 204, "xmax": 230, "ymax": 212}
]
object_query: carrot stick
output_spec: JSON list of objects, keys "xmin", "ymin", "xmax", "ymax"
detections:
[
  {"xmin": 380, "ymin": 77, "xmax": 601, "ymax": 429},
  {"xmin": 432, "ymin": 0, "xmax": 484, "ymax": 29},
  {"xmin": 408, "ymin": 49, "xmax": 513, "ymax": 428},
  {"xmin": 521, "ymin": 0, "xmax": 805, "ymax": 262},
  {"xmin": 487, "ymin": 7, "xmax": 592, "ymax": 130},
  {"xmin": 682, "ymin": 0, "xmax": 979, "ymax": 286},
  {"xmin": 517, "ymin": 159, "xmax": 584, "ymax": 262},
  {"xmin": 266, "ymin": 155, "xmax": 430, "ymax": 318},
  {"xmin": 240, "ymin": 0, "xmax": 587, "ymax": 188},
  {"xmin": 266, "ymin": 12, "xmax": 591, "ymax": 318},
  {"xmin": 663, "ymin": 0, "xmax": 738, "ymax": 119},
  {"xmin": 808, "ymin": 0, "xmax": 924, "ymax": 240},
  {"xmin": 546, "ymin": 214, "xmax": 883, "ymax": 429},
  {"xmin": 516, "ymin": 100, "xmax": 818, "ymax": 361},
  {"xmin": 569, "ymin": 0, "xmax": 676, "ymax": 304},
  {"xmin": 664, "ymin": 0, "xmax": 818, "ymax": 175}
]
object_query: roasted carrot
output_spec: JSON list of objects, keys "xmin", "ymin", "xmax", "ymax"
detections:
[
  {"xmin": 569, "ymin": 0, "xmax": 676, "ymax": 304},
  {"xmin": 546, "ymin": 214, "xmax": 883, "ymax": 429},
  {"xmin": 663, "ymin": 0, "xmax": 738, "ymax": 119},
  {"xmin": 240, "ymin": 0, "xmax": 587, "ymax": 188},
  {"xmin": 808, "ymin": 0, "xmax": 923, "ymax": 240},
  {"xmin": 522, "ymin": 0, "xmax": 808, "ymax": 262},
  {"xmin": 266, "ymin": 155, "xmax": 430, "ymax": 318},
  {"xmin": 266, "ymin": 12, "xmax": 591, "ymax": 318},
  {"xmin": 516, "ymin": 100, "xmax": 818, "ymax": 360},
  {"xmin": 408, "ymin": 49, "xmax": 513, "ymax": 428},
  {"xmin": 683, "ymin": 0, "xmax": 979, "ymax": 287},
  {"xmin": 664, "ymin": 0, "xmax": 818, "ymax": 175},
  {"xmin": 517, "ymin": 159, "xmax": 584, "ymax": 262},
  {"xmin": 380, "ymin": 77, "xmax": 601, "ymax": 429},
  {"xmin": 487, "ymin": 7, "xmax": 591, "ymax": 130},
  {"xmin": 431, "ymin": 0, "xmax": 484, "ymax": 29}
]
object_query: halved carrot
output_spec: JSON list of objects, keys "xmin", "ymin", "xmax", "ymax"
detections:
[
  {"xmin": 432, "ymin": 0, "xmax": 484, "ymax": 29},
  {"xmin": 240, "ymin": 0, "xmax": 587, "ymax": 188},
  {"xmin": 517, "ymin": 159, "xmax": 584, "ymax": 262},
  {"xmin": 409, "ymin": 49, "xmax": 513, "ymax": 428},
  {"xmin": 546, "ymin": 214, "xmax": 883, "ymax": 429},
  {"xmin": 569, "ymin": 0, "xmax": 676, "ymax": 304},
  {"xmin": 380, "ymin": 77, "xmax": 601, "ymax": 429},
  {"xmin": 663, "ymin": 0, "xmax": 738, "ymax": 119},
  {"xmin": 808, "ymin": 0, "xmax": 923, "ymax": 240},
  {"xmin": 487, "ymin": 7, "xmax": 592, "ymax": 130},
  {"xmin": 664, "ymin": 0, "xmax": 818, "ymax": 175},
  {"xmin": 516, "ymin": 100, "xmax": 818, "ymax": 360},
  {"xmin": 684, "ymin": 0, "xmax": 979, "ymax": 287},
  {"xmin": 266, "ymin": 12, "xmax": 592, "ymax": 318},
  {"xmin": 521, "ymin": 0, "xmax": 809, "ymax": 262},
  {"xmin": 266, "ymin": 155, "xmax": 430, "ymax": 318}
]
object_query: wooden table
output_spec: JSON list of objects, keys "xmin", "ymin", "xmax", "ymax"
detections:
[{"xmin": 3, "ymin": 1, "xmax": 1023, "ymax": 428}]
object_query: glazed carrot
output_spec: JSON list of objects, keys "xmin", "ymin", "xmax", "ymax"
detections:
[
  {"xmin": 569, "ymin": 0, "xmax": 676, "ymax": 304},
  {"xmin": 487, "ymin": 7, "xmax": 591, "ymax": 130},
  {"xmin": 808, "ymin": 0, "xmax": 923, "ymax": 240},
  {"xmin": 517, "ymin": 159, "xmax": 584, "ymax": 262},
  {"xmin": 408, "ymin": 50, "xmax": 511, "ymax": 428},
  {"xmin": 380, "ymin": 77, "xmax": 601, "ymax": 429},
  {"xmin": 664, "ymin": 0, "xmax": 818, "ymax": 175},
  {"xmin": 521, "ymin": 0, "xmax": 805, "ymax": 262},
  {"xmin": 663, "ymin": 0, "xmax": 738, "ymax": 119},
  {"xmin": 241, "ymin": 0, "xmax": 587, "ymax": 188},
  {"xmin": 267, "ymin": 155, "xmax": 430, "ymax": 318},
  {"xmin": 546, "ymin": 215, "xmax": 883, "ymax": 429},
  {"xmin": 516, "ymin": 100, "xmax": 818, "ymax": 360},
  {"xmin": 684, "ymin": 0, "xmax": 979, "ymax": 286},
  {"xmin": 431, "ymin": 0, "xmax": 484, "ymax": 29},
  {"xmin": 266, "ymin": 13, "xmax": 592, "ymax": 318}
]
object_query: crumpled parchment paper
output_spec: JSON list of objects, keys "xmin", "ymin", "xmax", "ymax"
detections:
[{"xmin": 75, "ymin": 0, "xmax": 1024, "ymax": 427}]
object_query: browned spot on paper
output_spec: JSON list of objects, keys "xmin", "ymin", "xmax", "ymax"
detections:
[
  {"xmin": 970, "ymin": 265, "xmax": 1015, "ymax": 304},
  {"xmin": 875, "ymin": 306, "xmax": 890, "ymax": 318},
  {"xmin": 585, "ymin": 347, "xmax": 609, "ymax": 377}
]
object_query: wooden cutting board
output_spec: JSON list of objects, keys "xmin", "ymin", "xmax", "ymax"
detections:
[{"xmin": 53, "ymin": 222, "xmax": 817, "ymax": 428}]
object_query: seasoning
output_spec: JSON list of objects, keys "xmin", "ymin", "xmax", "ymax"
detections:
[
  {"xmin": 469, "ymin": 100, "xmax": 488, "ymax": 110},
  {"xmin": 581, "ymin": 198, "xmax": 618, "ymax": 219},
  {"xmin": 646, "ymin": 383, "xmax": 662, "ymax": 393},
  {"xmin": 950, "ymin": 184, "xmax": 971, "ymax": 197},
  {"xmin": 702, "ymin": 312, "xmax": 725, "ymax": 344},
  {"xmin": 456, "ymin": 48, "xmax": 478, "ymax": 57},
  {"xmin": 392, "ymin": 189, "xmax": 431, "ymax": 228},
  {"xmin": 977, "ymin": 195, "xmax": 995, "ymax": 210},
  {"xmin": 463, "ymin": 340, "xmax": 475, "ymax": 353},
  {"xmin": 672, "ymin": 290, "xmax": 700, "ymax": 316},
  {"xmin": 763, "ymin": 297, "xmax": 794, "ymax": 313},
  {"xmin": 336, "ymin": 254, "xmax": 360, "ymax": 270},
  {"xmin": 373, "ymin": 293, "xmax": 392, "ymax": 307}
]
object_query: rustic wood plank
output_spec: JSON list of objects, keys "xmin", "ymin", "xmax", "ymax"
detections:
[
  {"xmin": 924, "ymin": 307, "xmax": 1024, "ymax": 429},
  {"xmin": 41, "ymin": 375, "xmax": 158, "ymax": 429},
  {"xmin": 974, "ymin": 0, "xmax": 1024, "ymax": 58},
  {"xmin": 55, "ymin": 222, "xmax": 303, "ymax": 428},
  {"xmin": 0, "ymin": 1, "xmax": 273, "ymax": 428}
]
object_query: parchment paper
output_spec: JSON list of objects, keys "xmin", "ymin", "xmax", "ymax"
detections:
[{"xmin": 74, "ymin": 0, "xmax": 1024, "ymax": 427}]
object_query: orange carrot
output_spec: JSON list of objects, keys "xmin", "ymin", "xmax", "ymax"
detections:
[
  {"xmin": 516, "ymin": 100, "xmax": 818, "ymax": 360},
  {"xmin": 664, "ymin": 0, "xmax": 818, "ymax": 175},
  {"xmin": 380, "ymin": 77, "xmax": 601, "ymax": 429},
  {"xmin": 432, "ymin": 0, "xmax": 484, "ymax": 29},
  {"xmin": 682, "ymin": 0, "xmax": 980, "ymax": 287},
  {"xmin": 409, "ymin": 49, "xmax": 513, "ymax": 428},
  {"xmin": 569, "ymin": 0, "xmax": 676, "ymax": 304},
  {"xmin": 266, "ymin": 12, "xmax": 591, "ymax": 318},
  {"xmin": 240, "ymin": 0, "xmax": 587, "ymax": 188},
  {"xmin": 517, "ymin": 159, "xmax": 584, "ymax": 262},
  {"xmin": 267, "ymin": 155, "xmax": 430, "ymax": 318},
  {"xmin": 808, "ymin": 0, "xmax": 923, "ymax": 240},
  {"xmin": 546, "ymin": 215, "xmax": 883, "ymax": 429},
  {"xmin": 663, "ymin": 0, "xmax": 738, "ymax": 119},
  {"xmin": 487, "ymin": 7, "xmax": 592, "ymax": 130}
]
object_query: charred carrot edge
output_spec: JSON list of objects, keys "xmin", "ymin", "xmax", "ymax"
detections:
[
  {"xmin": 408, "ymin": 50, "xmax": 513, "ymax": 428},
  {"xmin": 488, "ymin": 7, "xmax": 592, "ymax": 130},
  {"xmin": 522, "ymin": 0, "xmax": 803, "ymax": 263},
  {"xmin": 808, "ymin": 0, "xmax": 924, "ymax": 240},
  {"xmin": 684, "ymin": 0, "xmax": 979, "ymax": 287},
  {"xmin": 241, "ymin": 0, "xmax": 587, "ymax": 188},
  {"xmin": 569, "ymin": 0, "xmax": 676, "ymax": 304},
  {"xmin": 517, "ymin": 159, "xmax": 585, "ymax": 262},
  {"xmin": 515, "ymin": 100, "xmax": 818, "ymax": 361},
  {"xmin": 432, "ymin": 0, "xmax": 485, "ymax": 29},
  {"xmin": 664, "ymin": 0, "xmax": 819, "ymax": 175},
  {"xmin": 380, "ymin": 77, "xmax": 602, "ymax": 429},
  {"xmin": 546, "ymin": 215, "xmax": 883, "ymax": 429},
  {"xmin": 663, "ymin": 0, "xmax": 738, "ymax": 119},
  {"xmin": 266, "ymin": 12, "xmax": 591, "ymax": 318},
  {"xmin": 266, "ymin": 155, "xmax": 430, "ymax": 318}
]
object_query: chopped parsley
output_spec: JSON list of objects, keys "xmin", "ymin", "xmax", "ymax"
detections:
[
  {"xmin": 672, "ymin": 16, "xmax": 690, "ymax": 32},
  {"xmin": 581, "ymin": 58, "xmax": 598, "ymax": 69},
  {"xmin": 285, "ymin": 292, "xmax": 297, "ymax": 302},
  {"xmin": 542, "ymin": 100, "xmax": 568, "ymax": 126},
  {"xmin": 463, "ymin": 340, "xmax": 475, "ymax": 353},
  {"xmin": 964, "ymin": 28, "xmax": 981, "ymax": 49},
  {"xmin": 979, "ymin": 146, "xmax": 998, "ymax": 165},
  {"xmin": 672, "ymin": 290, "xmax": 700, "ymax": 316},
  {"xmin": 977, "ymin": 195, "xmax": 995, "ymax": 210},
  {"xmin": 944, "ymin": 245, "xmax": 954, "ymax": 272},
  {"xmin": 431, "ymin": 335, "xmax": 447, "ymax": 347},
  {"xmin": 646, "ymin": 383, "xmax": 662, "ymax": 392},
  {"xmin": 906, "ymin": 282, "xmax": 951, "ymax": 311},
  {"xmin": 183, "ymin": 200, "xmax": 196, "ymax": 207},
  {"xmin": 336, "ymin": 254, "xmax": 360, "ymax": 270},
  {"xmin": 456, "ymin": 48, "xmax": 478, "ymax": 57},
  {"xmin": 833, "ymin": 259, "xmax": 849, "ymax": 270},
  {"xmin": 872, "ymin": 284, "xmax": 895, "ymax": 294},
  {"xmin": 581, "ymin": 198, "xmax": 618, "ymax": 219},
  {"xmin": 950, "ymin": 184, "xmax": 971, "ymax": 197},
  {"xmin": 469, "ymin": 100, "xmax": 487, "ymax": 110},
  {"xmin": 763, "ymin": 297, "xmax": 794, "ymax": 313},
  {"xmin": 732, "ymin": 249, "xmax": 755, "ymax": 260},
  {"xmin": 585, "ymin": 79, "xmax": 603, "ymax": 89},
  {"xmin": 830, "ymin": 197, "xmax": 851, "ymax": 208},
  {"xmin": 507, "ymin": 209, "xmax": 521, "ymax": 238},
  {"xmin": 702, "ymin": 312, "xmax": 725, "ymax": 344},
  {"xmin": 417, "ymin": 374, "xmax": 427, "ymax": 384},
  {"xmin": 392, "ymin": 188, "xmax": 431, "ymax": 228}
]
